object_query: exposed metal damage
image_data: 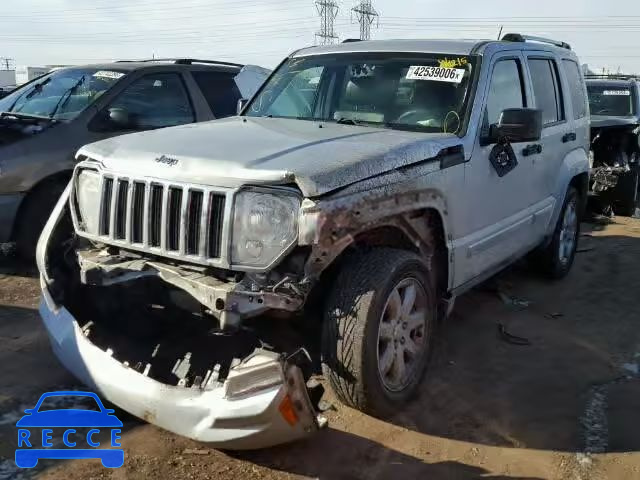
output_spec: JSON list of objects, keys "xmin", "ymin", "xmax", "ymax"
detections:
[{"xmin": 35, "ymin": 139, "xmax": 454, "ymax": 449}]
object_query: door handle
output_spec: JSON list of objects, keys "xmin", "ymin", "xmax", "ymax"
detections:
[
  {"xmin": 562, "ymin": 132, "xmax": 577, "ymax": 143},
  {"xmin": 522, "ymin": 144, "xmax": 543, "ymax": 157}
]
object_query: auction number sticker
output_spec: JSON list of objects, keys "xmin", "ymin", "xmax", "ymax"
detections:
[
  {"xmin": 93, "ymin": 70, "xmax": 125, "ymax": 80},
  {"xmin": 406, "ymin": 66, "xmax": 465, "ymax": 83},
  {"xmin": 603, "ymin": 90, "xmax": 630, "ymax": 96}
]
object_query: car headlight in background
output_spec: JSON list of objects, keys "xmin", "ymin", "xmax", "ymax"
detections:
[
  {"xmin": 76, "ymin": 169, "xmax": 101, "ymax": 234},
  {"xmin": 231, "ymin": 189, "xmax": 300, "ymax": 268}
]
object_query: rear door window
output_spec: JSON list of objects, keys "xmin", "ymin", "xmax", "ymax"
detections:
[
  {"xmin": 191, "ymin": 71, "xmax": 241, "ymax": 118},
  {"xmin": 528, "ymin": 58, "xmax": 565, "ymax": 125}
]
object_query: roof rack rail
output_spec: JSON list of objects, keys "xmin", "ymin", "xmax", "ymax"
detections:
[
  {"xmin": 501, "ymin": 33, "xmax": 571, "ymax": 50},
  {"xmin": 584, "ymin": 74, "xmax": 638, "ymax": 81},
  {"xmin": 115, "ymin": 58, "xmax": 244, "ymax": 68},
  {"xmin": 342, "ymin": 38, "xmax": 362, "ymax": 43}
]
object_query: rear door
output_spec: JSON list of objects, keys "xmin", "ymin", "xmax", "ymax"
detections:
[{"xmin": 523, "ymin": 53, "xmax": 571, "ymax": 233}]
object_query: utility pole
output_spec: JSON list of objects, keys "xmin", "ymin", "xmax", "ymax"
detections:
[
  {"xmin": 315, "ymin": 0, "xmax": 339, "ymax": 45},
  {"xmin": 352, "ymin": 0, "xmax": 379, "ymax": 41},
  {"xmin": 0, "ymin": 57, "xmax": 14, "ymax": 70}
]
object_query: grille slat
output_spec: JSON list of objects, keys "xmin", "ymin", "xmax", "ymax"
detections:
[
  {"xmin": 187, "ymin": 191, "xmax": 204, "ymax": 256},
  {"xmin": 131, "ymin": 182, "xmax": 146, "ymax": 244},
  {"xmin": 167, "ymin": 187, "xmax": 183, "ymax": 251},
  {"xmin": 90, "ymin": 172, "xmax": 227, "ymax": 264},
  {"xmin": 100, "ymin": 178, "xmax": 114, "ymax": 236},
  {"xmin": 108, "ymin": 176, "xmax": 118, "ymax": 240},
  {"xmin": 149, "ymin": 185, "xmax": 164, "ymax": 247},
  {"xmin": 115, "ymin": 180, "xmax": 129, "ymax": 240},
  {"xmin": 208, "ymin": 193, "xmax": 225, "ymax": 259}
]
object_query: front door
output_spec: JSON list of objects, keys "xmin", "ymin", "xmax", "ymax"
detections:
[{"xmin": 457, "ymin": 52, "xmax": 540, "ymax": 283}]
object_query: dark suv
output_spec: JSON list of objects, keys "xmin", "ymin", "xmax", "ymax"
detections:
[
  {"xmin": 586, "ymin": 75, "xmax": 640, "ymax": 216},
  {"xmin": 0, "ymin": 59, "xmax": 269, "ymax": 257}
]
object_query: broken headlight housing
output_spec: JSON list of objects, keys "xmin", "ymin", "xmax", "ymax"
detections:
[
  {"xmin": 76, "ymin": 169, "xmax": 101, "ymax": 235},
  {"xmin": 231, "ymin": 189, "xmax": 300, "ymax": 269}
]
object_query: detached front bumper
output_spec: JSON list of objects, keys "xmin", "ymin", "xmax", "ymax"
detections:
[{"xmin": 39, "ymin": 279, "xmax": 320, "ymax": 450}]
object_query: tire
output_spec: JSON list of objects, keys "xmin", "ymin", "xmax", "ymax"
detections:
[
  {"xmin": 614, "ymin": 168, "xmax": 639, "ymax": 217},
  {"xmin": 533, "ymin": 187, "xmax": 580, "ymax": 279},
  {"xmin": 321, "ymin": 248, "xmax": 436, "ymax": 416},
  {"xmin": 14, "ymin": 180, "xmax": 68, "ymax": 260}
]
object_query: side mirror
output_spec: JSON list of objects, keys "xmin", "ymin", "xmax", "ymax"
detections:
[
  {"xmin": 487, "ymin": 108, "xmax": 542, "ymax": 144},
  {"xmin": 108, "ymin": 107, "xmax": 130, "ymax": 128},
  {"xmin": 237, "ymin": 98, "xmax": 248, "ymax": 115}
]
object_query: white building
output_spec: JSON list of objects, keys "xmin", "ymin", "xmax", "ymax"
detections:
[
  {"xmin": 15, "ymin": 65, "xmax": 50, "ymax": 85},
  {"xmin": 0, "ymin": 70, "xmax": 15, "ymax": 87}
]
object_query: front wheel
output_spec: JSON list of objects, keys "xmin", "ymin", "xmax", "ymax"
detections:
[
  {"xmin": 533, "ymin": 187, "xmax": 580, "ymax": 279},
  {"xmin": 321, "ymin": 248, "xmax": 436, "ymax": 416}
]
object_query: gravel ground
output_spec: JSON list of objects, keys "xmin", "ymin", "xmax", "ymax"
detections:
[{"xmin": 1, "ymin": 218, "xmax": 640, "ymax": 480}]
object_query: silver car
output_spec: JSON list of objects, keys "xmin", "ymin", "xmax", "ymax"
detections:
[
  {"xmin": 0, "ymin": 59, "xmax": 269, "ymax": 257},
  {"xmin": 38, "ymin": 35, "xmax": 590, "ymax": 449}
]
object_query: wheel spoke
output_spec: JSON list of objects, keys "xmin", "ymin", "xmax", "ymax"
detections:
[
  {"xmin": 404, "ymin": 337, "xmax": 421, "ymax": 356},
  {"xmin": 406, "ymin": 310, "xmax": 426, "ymax": 331},
  {"xmin": 401, "ymin": 284, "xmax": 417, "ymax": 317},
  {"xmin": 387, "ymin": 288, "xmax": 402, "ymax": 321},
  {"xmin": 391, "ymin": 349, "xmax": 407, "ymax": 382},
  {"xmin": 379, "ymin": 345, "xmax": 395, "ymax": 376},
  {"xmin": 378, "ymin": 321, "xmax": 394, "ymax": 341}
]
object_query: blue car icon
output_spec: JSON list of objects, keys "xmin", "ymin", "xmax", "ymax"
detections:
[{"xmin": 15, "ymin": 391, "xmax": 124, "ymax": 468}]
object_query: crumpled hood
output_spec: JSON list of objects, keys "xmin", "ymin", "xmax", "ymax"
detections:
[{"xmin": 78, "ymin": 116, "xmax": 460, "ymax": 197}]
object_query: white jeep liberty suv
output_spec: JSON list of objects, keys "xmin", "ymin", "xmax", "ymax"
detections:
[{"xmin": 37, "ymin": 34, "xmax": 590, "ymax": 449}]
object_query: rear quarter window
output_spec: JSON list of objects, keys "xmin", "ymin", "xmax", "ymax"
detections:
[
  {"xmin": 562, "ymin": 60, "xmax": 588, "ymax": 119},
  {"xmin": 191, "ymin": 71, "xmax": 242, "ymax": 118}
]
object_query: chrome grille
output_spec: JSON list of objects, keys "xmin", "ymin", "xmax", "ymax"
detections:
[{"xmin": 75, "ymin": 170, "xmax": 231, "ymax": 266}]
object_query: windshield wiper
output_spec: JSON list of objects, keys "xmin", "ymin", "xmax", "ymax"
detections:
[
  {"xmin": 49, "ymin": 75, "xmax": 85, "ymax": 119},
  {"xmin": 335, "ymin": 117, "xmax": 359, "ymax": 125},
  {"xmin": 382, "ymin": 122, "xmax": 440, "ymax": 133},
  {"xmin": 6, "ymin": 77, "xmax": 52, "ymax": 113},
  {"xmin": 0, "ymin": 111, "xmax": 57, "ymax": 122}
]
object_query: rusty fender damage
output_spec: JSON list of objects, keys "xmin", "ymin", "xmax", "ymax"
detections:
[
  {"xmin": 36, "ymin": 186, "xmax": 323, "ymax": 450},
  {"xmin": 298, "ymin": 162, "xmax": 451, "ymax": 288}
]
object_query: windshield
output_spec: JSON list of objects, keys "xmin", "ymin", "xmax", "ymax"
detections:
[
  {"xmin": 0, "ymin": 68, "xmax": 126, "ymax": 121},
  {"xmin": 246, "ymin": 53, "xmax": 476, "ymax": 134},
  {"xmin": 587, "ymin": 85, "xmax": 634, "ymax": 116}
]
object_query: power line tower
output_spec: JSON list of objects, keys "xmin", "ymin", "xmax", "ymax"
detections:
[
  {"xmin": 315, "ymin": 0, "xmax": 339, "ymax": 45},
  {"xmin": 352, "ymin": 0, "xmax": 378, "ymax": 40},
  {"xmin": 0, "ymin": 57, "xmax": 14, "ymax": 70}
]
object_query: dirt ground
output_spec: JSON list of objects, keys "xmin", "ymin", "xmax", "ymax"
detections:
[{"xmin": 1, "ymin": 217, "xmax": 640, "ymax": 480}]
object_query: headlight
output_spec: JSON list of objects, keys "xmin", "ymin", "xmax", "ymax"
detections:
[
  {"xmin": 76, "ymin": 169, "xmax": 101, "ymax": 234},
  {"xmin": 231, "ymin": 189, "xmax": 300, "ymax": 268}
]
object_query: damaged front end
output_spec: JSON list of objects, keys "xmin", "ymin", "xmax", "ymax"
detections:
[
  {"xmin": 36, "ymin": 184, "xmax": 324, "ymax": 450},
  {"xmin": 589, "ymin": 124, "xmax": 640, "ymax": 193}
]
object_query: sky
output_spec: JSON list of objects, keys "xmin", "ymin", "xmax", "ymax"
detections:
[{"xmin": 1, "ymin": 0, "xmax": 639, "ymax": 73}]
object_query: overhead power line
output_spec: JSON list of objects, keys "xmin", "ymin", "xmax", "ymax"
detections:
[{"xmin": 352, "ymin": 0, "xmax": 379, "ymax": 40}]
